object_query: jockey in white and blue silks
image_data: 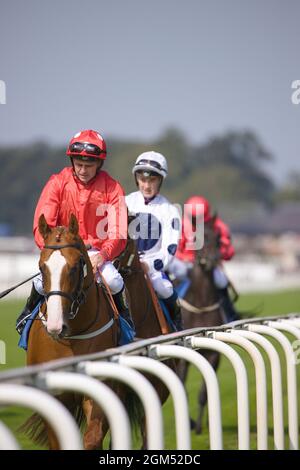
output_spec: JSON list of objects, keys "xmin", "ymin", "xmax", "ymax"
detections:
[{"xmin": 126, "ymin": 151, "xmax": 183, "ymax": 330}]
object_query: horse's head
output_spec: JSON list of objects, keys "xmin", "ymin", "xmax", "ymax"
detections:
[
  {"xmin": 38, "ymin": 213, "xmax": 92, "ymax": 338},
  {"xmin": 196, "ymin": 214, "xmax": 221, "ymax": 272}
]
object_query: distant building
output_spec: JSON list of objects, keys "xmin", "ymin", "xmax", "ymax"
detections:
[{"xmin": 232, "ymin": 202, "xmax": 300, "ymax": 235}]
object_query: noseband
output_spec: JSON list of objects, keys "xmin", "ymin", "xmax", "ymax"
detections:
[{"xmin": 43, "ymin": 243, "xmax": 91, "ymax": 320}]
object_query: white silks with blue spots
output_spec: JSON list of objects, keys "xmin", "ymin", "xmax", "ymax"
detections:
[{"xmin": 126, "ymin": 191, "xmax": 181, "ymax": 299}]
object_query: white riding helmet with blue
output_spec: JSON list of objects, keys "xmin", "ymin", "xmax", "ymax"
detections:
[{"xmin": 132, "ymin": 151, "xmax": 168, "ymax": 179}]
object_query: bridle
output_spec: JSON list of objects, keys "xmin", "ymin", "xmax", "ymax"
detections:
[
  {"xmin": 180, "ymin": 227, "xmax": 222, "ymax": 315},
  {"xmin": 114, "ymin": 237, "xmax": 151, "ymax": 328},
  {"xmin": 114, "ymin": 239, "xmax": 142, "ymax": 276},
  {"xmin": 42, "ymin": 243, "xmax": 93, "ymax": 320}
]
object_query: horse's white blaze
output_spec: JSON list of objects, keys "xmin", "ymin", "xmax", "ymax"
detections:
[{"xmin": 45, "ymin": 251, "xmax": 66, "ymax": 334}]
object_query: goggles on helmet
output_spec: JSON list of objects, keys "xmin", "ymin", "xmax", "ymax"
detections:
[
  {"xmin": 135, "ymin": 159, "xmax": 164, "ymax": 171},
  {"xmin": 68, "ymin": 142, "xmax": 106, "ymax": 157}
]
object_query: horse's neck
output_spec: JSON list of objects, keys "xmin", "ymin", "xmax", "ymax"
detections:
[
  {"xmin": 70, "ymin": 255, "xmax": 98, "ymax": 330},
  {"xmin": 123, "ymin": 250, "xmax": 167, "ymax": 337},
  {"xmin": 189, "ymin": 264, "xmax": 218, "ymax": 306}
]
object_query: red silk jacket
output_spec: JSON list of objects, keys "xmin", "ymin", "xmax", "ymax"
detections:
[
  {"xmin": 33, "ymin": 167, "xmax": 127, "ymax": 261},
  {"xmin": 175, "ymin": 216, "xmax": 235, "ymax": 262}
]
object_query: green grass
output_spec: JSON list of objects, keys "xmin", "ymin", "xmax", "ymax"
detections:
[{"xmin": 0, "ymin": 289, "xmax": 300, "ymax": 449}]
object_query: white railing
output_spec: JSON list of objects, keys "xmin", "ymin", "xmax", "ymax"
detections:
[{"xmin": 0, "ymin": 313, "xmax": 299, "ymax": 450}]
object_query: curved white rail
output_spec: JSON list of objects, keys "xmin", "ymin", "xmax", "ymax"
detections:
[
  {"xmin": 214, "ymin": 331, "xmax": 268, "ymax": 449},
  {"xmin": 185, "ymin": 336, "xmax": 250, "ymax": 450},
  {"xmin": 248, "ymin": 324, "xmax": 298, "ymax": 450},
  {"xmin": 149, "ymin": 344, "xmax": 223, "ymax": 450},
  {"xmin": 234, "ymin": 329, "xmax": 284, "ymax": 449},
  {"xmin": 0, "ymin": 383, "xmax": 82, "ymax": 449},
  {"xmin": 0, "ymin": 421, "xmax": 20, "ymax": 450},
  {"xmin": 38, "ymin": 371, "xmax": 131, "ymax": 450},
  {"xmin": 77, "ymin": 361, "xmax": 163, "ymax": 450},
  {"xmin": 116, "ymin": 354, "xmax": 191, "ymax": 450}
]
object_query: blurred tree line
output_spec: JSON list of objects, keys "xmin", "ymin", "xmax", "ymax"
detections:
[{"xmin": 0, "ymin": 128, "xmax": 298, "ymax": 235}]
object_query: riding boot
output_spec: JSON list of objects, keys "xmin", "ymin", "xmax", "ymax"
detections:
[
  {"xmin": 218, "ymin": 287, "xmax": 240, "ymax": 323},
  {"xmin": 112, "ymin": 287, "xmax": 135, "ymax": 331},
  {"xmin": 164, "ymin": 291, "xmax": 183, "ymax": 331},
  {"xmin": 16, "ymin": 283, "xmax": 43, "ymax": 335}
]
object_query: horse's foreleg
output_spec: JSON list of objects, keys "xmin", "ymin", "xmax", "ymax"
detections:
[
  {"xmin": 177, "ymin": 359, "xmax": 189, "ymax": 384},
  {"xmin": 176, "ymin": 359, "xmax": 197, "ymax": 428},
  {"xmin": 140, "ymin": 415, "xmax": 147, "ymax": 450},
  {"xmin": 46, "ymin": 424, "xmax": 60, "ymax": 449},
  {"xmin": 82, "ymin": 396, "xmax": 109, "ymax": 450}
]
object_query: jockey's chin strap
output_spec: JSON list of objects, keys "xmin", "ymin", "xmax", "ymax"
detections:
[{"xmin": 43, "ymin": 243, "xmax": 93, "ymax": 320}]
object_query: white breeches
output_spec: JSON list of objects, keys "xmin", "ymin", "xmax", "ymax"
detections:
[
  {"xmin": 88, "ymin": 249, "xmax": 124, "ymax": 294},
  {"xmin": 33, "ymin": 273, "xmax": 45, "ymax": 295},
  {"xmin": 213, "ymin": 266, "xmax": 228, "ymax": 289},
  {"xmin": 148, "ymin": 270, "xmax": 174, "ymax": 299},
  {"xmin": 33, "ymin": 257, "xmax": 124, "ymax": 296},
  {"xmin": 167, "ymin": 257, "xmax": 192, "ymax": 281},
  {"xmin": 96, "ymin": 261, "xmax": 124, "ymax": 294}
]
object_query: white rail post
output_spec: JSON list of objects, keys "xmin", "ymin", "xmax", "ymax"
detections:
[
  {"xmin": 149, "ymin": 344, "xmax": 223, "ymax": 450},
  {"xmin": 234, "ymin": 329, "xmax": 284, "ymax": 450},
  {"xmin": 248, "ymin": 324, "xmax": 298, "ymax": 450},
  {"xmin": 116, "ymin": 354, "xmax": 191, "ymax": 450},
  {"xmin": 281, "ymin": 320, "xmax": 300, "ymax": 366},
  {"xmin": 0, "ymin": 384, "xmax": 82, "ymax": 449},
  {"xmin": 269, "ymin": 320, "xmax": 300, "ymax": 365},
  {"xmin": 38, "ymin": 371, "xmax": 131, "ymax": 450},
  {"xmin": 274, "ymin": 320, "xmax": 300, "ymax": 339},
  {"xmin": 285, "ymin": 318, "xmax": 300, "ymax": 328},
  {"xmin": 0, "ymin": 421, "xmax": 20, "ymax": 450},
  {"xmin": 214, "ymin": 331, "xmax": 268, "ymax": 449},
  {"xmin": 77, "ymin": 361, "xmax": 164, "ymax": 450},
  {"xmin": 185, "ymin": 336, "xmax": 250, "ymax": 450}
]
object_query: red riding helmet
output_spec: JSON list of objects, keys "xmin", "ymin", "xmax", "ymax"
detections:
[
  {"xmin": 66, "ymin": 130, "xmax": 107, "ymax": 160},
  {"xmin": 185, "ymin": 195, "xmax": 211, "ymax": 222}
]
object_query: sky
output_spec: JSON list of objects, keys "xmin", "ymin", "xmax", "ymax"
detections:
[{"xmin": 0, "ymin": 0, "xmax": 299, "ymax": 183}]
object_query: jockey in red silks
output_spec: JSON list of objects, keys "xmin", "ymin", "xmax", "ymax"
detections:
[
  {"xmin": 16, "ymin": 130, "xmax": 134, "ymax": 335},
  {"xmin": 168, "ymin": 195, "xmax": 239, "ymax": 322}
]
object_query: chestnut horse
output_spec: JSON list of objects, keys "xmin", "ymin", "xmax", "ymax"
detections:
[
  {"xmin": 22, "ymin": 214, "xmax": 120, "ymax": 449},
  {"xmin": 177, "ymin": 216, "xmax": 225, "ymax": 434}
]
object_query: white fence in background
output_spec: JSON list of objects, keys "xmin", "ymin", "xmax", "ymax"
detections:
[
  {"xmin": 0, "ymin": 314, "xmax": 299, "ymax": 450},
  {"xmin": 1, "ymin": 252, "xmax": 300, "ymax": 298}
]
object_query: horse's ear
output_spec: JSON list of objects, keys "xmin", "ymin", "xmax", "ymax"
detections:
[
  {"xmin": 69, "ymin": 213, "xmax": 79, "ymax": 235},
  {"xmin": 38, "ymin": 214, "xmax": 51, "ymax": 239}
]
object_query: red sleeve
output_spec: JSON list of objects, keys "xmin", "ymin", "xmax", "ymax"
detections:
[
  {"xmin": 91, "ymin": 182, "xmax": 128, "ymax": 261},
  {"xmin": 214, "ymin": 218, "xmax": 235, "ymax": 261},
  {"xmin": 33, "ymin": 175, "xmax": 61, "ymax": 249}
]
